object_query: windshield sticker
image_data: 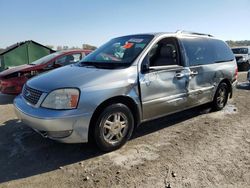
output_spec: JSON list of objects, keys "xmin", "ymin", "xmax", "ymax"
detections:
[
  {"xmin": 128, "ymin": 38, "xmax": 144, "ymax": 43},
  {"xmin": 123, "ymin": 43, "xmax": 134, "ymax": 49}
]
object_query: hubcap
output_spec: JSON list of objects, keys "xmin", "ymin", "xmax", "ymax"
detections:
[
  {"xmin": 217, "ymin": 87, "xmax": 226, "ymax": 107},
  {"xmin": 102, "ymin": 112, "xmax": 128, "ymax": 144}
]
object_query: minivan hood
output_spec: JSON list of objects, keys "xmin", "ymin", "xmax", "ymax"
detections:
[
  {"xmin": 0, "ymin": 64, "xmax": 34, "ymax": 78},
  {"xmin": 27, "ymin": 64, "xmax": 137, "ymax": 92}
]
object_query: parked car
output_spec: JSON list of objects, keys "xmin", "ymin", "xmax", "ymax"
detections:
[
  {"xmin": 14, "ymin": 31, "xmax": 237, "ymax": 151},
  {"xmin": 0, "ymin": 50, "xmax": 92, "ymax": 94},
  {"xmin": 231, "ymin": 46, "xmax": 250, "ymax": 71}
]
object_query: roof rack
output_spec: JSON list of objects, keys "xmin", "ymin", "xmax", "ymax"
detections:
[{"xmin": 176, "ymin": 30, "xmax": 214, "ymax": 37}]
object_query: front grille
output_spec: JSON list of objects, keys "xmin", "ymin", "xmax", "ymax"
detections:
[
  {"xmin": 22, "ymin": 85, "xmax": 43, "ymax": 105},
  {"xmin": 236, "ymin": 56, "xmax": 242, "ymax": 62}
]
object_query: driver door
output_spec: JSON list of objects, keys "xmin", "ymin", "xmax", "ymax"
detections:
[{"xmin": 139, "ymin": 37, "xmax": 189, "ymax": 120}]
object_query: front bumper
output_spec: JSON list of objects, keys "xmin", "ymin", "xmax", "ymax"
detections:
[{"xmin": 14, "ymin": 95, "xmax": 92, "ymax": 143}]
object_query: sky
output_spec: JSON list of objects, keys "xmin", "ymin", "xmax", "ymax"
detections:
[{"xmin": 0, "ymin": 0, "xmax": 249, "ymax": 48}]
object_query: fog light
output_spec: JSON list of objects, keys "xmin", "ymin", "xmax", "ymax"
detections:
[{"xmin": 47, "ymin": 130, "xmax": 73, "ymax": 139}]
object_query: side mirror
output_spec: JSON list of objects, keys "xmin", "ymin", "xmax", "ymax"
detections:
[{"xmin": 142, "ymin": 63, "xmax": 150, "ymax": 73}]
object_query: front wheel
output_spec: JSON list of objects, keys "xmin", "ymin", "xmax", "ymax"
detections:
[
  {"xmin": 94, "ymin": 103, "xmax": 134, "ymax": 152},
  {"xmin": 212, "ymin": 83, "xmax": 229, "ymax": 111}
]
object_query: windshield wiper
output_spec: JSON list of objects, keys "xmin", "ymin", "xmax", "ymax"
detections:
[
  {"xmin": 215, "ymin": 59, "xmax": 234, "ymax": 63},
  {"xmin": 78, "ymin": 61, "xmax": 98, "ymax": 68},
  {"xmin": 79, "ymin": 61, "xmax": 129, "ymax": 69}
]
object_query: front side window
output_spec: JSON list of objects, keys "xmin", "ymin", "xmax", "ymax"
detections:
[
  {"xmin": 79, "ymin": 35, "xmax": 154, "ymax": 68},
  {"xmin": 30, "ymin": 52, "xmax": 63, "ymax": 65},
  {"xmin": 147, "ymin": 37, "xmax": 180, "ymax": 67}
]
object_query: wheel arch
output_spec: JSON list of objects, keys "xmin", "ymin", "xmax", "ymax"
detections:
[
  {"xmin": 88, "ymin": 95, "xmax": 141, "ymax": 141},
  {"xmin": 216, "ymin": 79, "xmax": 233, "ymax": 99}
]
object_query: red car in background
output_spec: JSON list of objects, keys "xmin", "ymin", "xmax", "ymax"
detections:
[{"xmin": 0, "ymin": 49, "xmax": 92, "ymax": 95}]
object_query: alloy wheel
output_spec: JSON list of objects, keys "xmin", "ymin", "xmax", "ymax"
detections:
[{"xmin": 102, "ymin": 112, "xmax": 129, "ymax": 145}]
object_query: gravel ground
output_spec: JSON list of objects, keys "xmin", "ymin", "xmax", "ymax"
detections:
[{"xmin": 0, "ymin": 72, "xmax": 249, "ymax": 188}]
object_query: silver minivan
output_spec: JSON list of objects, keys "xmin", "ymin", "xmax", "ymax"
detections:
[{"xmin": 14, "ymin": 31, "xmax": 238, "ymax": 151}]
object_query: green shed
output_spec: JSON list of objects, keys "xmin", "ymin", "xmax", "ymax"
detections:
[{"xmin": 0, "ymin": 40, "xmax": 55, "ymax": 71}]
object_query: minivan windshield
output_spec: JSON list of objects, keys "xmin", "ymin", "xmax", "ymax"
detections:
[
  {"xmin": 232, "ymin": 48, "xmax": 248, "ymax": 54},
  {"xmin": 79, "ymin": 35, "xmax": 154, "ymax": 68},
  {"xmin": 30, "ymin": 52, "xmax": 62, "ymax": 65}
]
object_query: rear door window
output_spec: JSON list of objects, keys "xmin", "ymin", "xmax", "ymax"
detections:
[
  {"xmin": 181, "ymin": 37, "xmax": 234, "ymax": 66},
  {"xmin": 181, "ymin": 37, "xmax": 214, "ymax": 66}
]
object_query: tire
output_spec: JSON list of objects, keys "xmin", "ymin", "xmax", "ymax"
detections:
[
  {"xmin": 212, "ymin": 82, "xmax": 229, "ymax": 111},
  {"xmin": 94, "ymin": 103, "xmax": 134, "ymax": 152}
]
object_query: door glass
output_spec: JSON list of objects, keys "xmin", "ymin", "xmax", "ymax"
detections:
[
  {"xmin": 182, "ymin": 37, "xmax": 234, "ymax": 65},
  {"xmin": 182, "ymin": 38, "xmax": 214, "ymax": 66},
  {"xmin": 209, "ymin": 39, "xmax": 234, "ymax": 62},
  {"xmin": 148, "ymin": 38, "xmax": 180, "ymax": 67}
]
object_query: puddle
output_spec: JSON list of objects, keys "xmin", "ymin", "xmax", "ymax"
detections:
[{"xmin": 107, "ymin": 144, "xmax": 159, "ymax": 169}]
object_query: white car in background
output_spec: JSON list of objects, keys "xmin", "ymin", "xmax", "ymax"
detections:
[{"xmin": 232, "ymin": 46, "xmax": 250, "ymax": 71}]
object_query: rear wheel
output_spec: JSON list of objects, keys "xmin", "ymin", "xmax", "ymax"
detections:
[
  {"xmin": 212, "ymin": 82, "xmax": 229, "ymax": 111},
  {"xmin": 94, "ymin": 103, "xmax": 134, "ymax": 152}
]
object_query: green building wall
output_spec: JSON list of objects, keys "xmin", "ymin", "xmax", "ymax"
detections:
[{"xmin": 0, "ymin": 41, "xmax": 52, "ymax": 71}]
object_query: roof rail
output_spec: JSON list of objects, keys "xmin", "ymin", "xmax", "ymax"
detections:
[{"xmin": 176, "ymin": 30, "xmax": 214, "ymax": 37}]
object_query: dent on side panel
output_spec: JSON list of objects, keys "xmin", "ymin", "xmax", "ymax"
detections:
[
  {"xmin": 77, "ymin": 66, "xmax": 141, "ymax": 121},
  {"xmin": 70, "ymin": 66, "xmax": 141, "ymax": 142},
  {"xmin": 187, "ymin": 62, "xmax": 235, "ymax": 107},
  {"xmin": 187, "ymin": 65, "xmax": 215, "ymax": 106},
  {"xmin": 140, "ymin": 67, "xmax": 189, "ymax": 121}
]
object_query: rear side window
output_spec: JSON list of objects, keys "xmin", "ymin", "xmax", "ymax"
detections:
[
  {"xmin": 181, "ymin": 37, "xmax": 234, "ymax": 66},
  {"xmin": 209, "ymin": 39, "xmax": 234, "ymax": 63}
]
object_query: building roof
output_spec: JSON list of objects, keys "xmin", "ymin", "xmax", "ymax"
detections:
[{"xmin": 0, "ymin": 40, "xmax": 55, "ymax": 56}]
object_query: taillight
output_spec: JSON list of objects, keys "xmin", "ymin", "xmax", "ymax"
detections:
[{"xmin": 234, "ymin": 67, "xmax": 238, "ymax": 80}]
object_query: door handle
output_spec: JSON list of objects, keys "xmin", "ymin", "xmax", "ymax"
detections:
[
  {"xmin": 190, "ymin": 70, "xmax": 198, "ymax": 76},
  {"xmin": 175, "ymin": 73, "xmax": 185, "ymax": 79}
]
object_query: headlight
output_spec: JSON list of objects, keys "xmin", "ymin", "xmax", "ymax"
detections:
[
  {"xmin": 242, "ymin": 57, "xmax": 246, "ymax": 61},
  {"xmin": 41, "ymin": 88, "xmax": 80, "ymax": 109}
]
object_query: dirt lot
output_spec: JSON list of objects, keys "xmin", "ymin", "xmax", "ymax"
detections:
[{"xmin": 0, "ymin": 72, "xmax": 249, "ymax": 188}]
